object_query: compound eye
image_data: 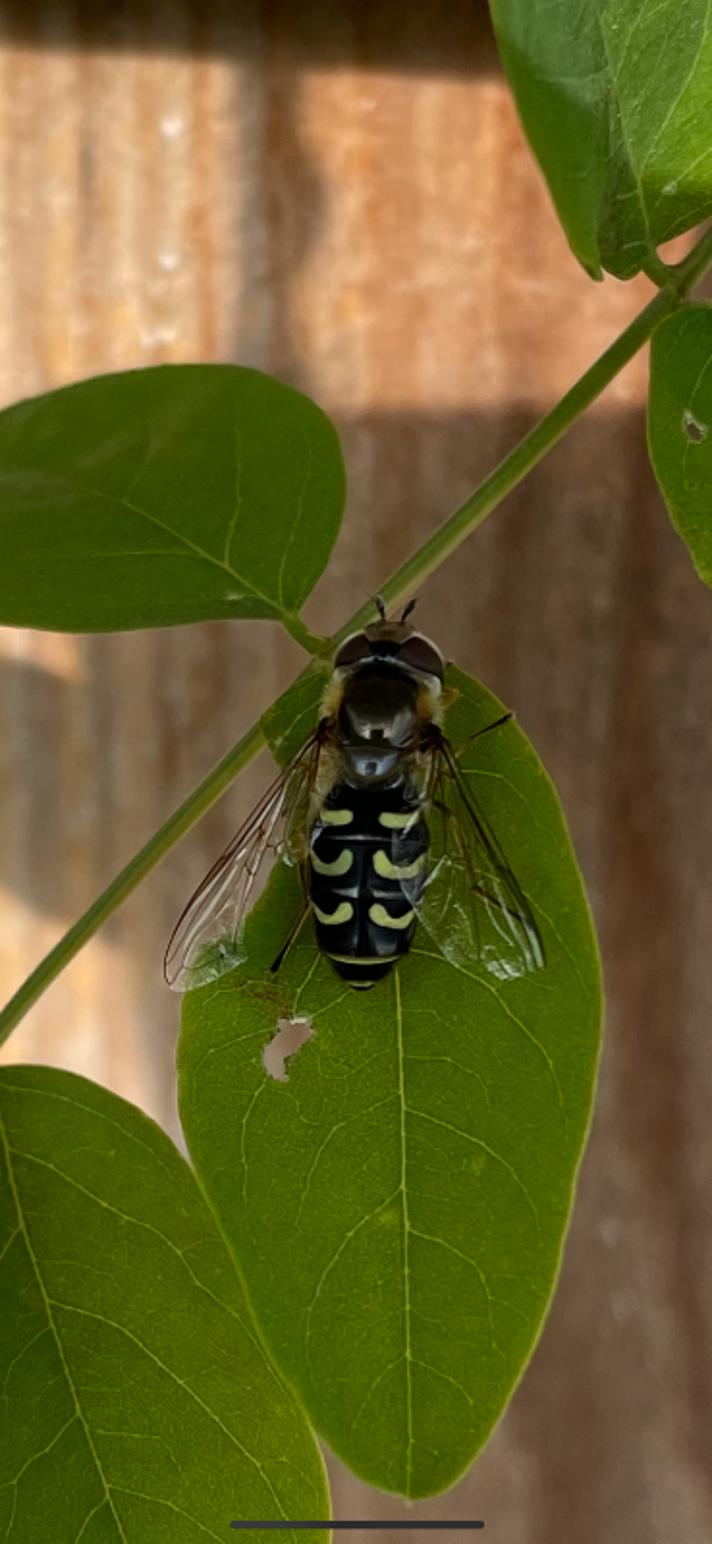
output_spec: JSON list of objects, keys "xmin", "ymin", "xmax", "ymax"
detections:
[
  {"xmin": 397, "ymin": 635, "xmax": 444, "ymax": 678},
  {"xmin": 334, "ymin": 632, "xmax": 370, "ymax": 669}
]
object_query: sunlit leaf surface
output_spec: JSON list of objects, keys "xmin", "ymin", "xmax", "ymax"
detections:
[
  {"xmin": 0, "ymin": 365, "xmax": 344, "ymax": 631},
  {"xmin": 490, "ymin": 0, "xmax": 712, "ymax": 279}
]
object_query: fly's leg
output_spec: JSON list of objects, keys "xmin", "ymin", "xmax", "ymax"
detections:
[
  {"xmin": 270, "ymin": 894, "xmax": 312, "ymax": 974},
  {"xmin": 454, "ymin": 711, "xmax": 513, "ymax": 759}
]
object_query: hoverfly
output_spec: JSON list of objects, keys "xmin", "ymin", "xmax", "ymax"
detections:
[{"xmin": 164, "ymin": 601, "xmax": 544, "ymax": 992}]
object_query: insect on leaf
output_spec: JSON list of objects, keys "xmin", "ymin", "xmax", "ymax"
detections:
[
  {"xmin": 0, "ymin": 1065, "xmax": 329, "ymax": 1543},
  {"xmin": 179, "ymin": 665, "xmax": 602, "ymax": 1499}
]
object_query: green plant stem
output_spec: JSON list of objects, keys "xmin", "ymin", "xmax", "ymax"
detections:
[
  {"xmin": 0, "ymin": 722, "xmax": 265, "ymax": 1042},
  {"xmin": 282, "ymin": 614, "xmax": 326, "ymax": 653},
  {"xmin": 331, "ymin": 226, "xmax": 712, "ymax": 647},
  {"xmin": 2, "ymin": 223, "xmax": 712, "ymax": 1045}
]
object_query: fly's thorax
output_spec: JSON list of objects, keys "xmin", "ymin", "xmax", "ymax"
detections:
[
  {"xmin": 321, "ymin": 618, "xmax": 445, "ymax": 786},
  {"xmin": 329, "ymin": 664, "xmax": 416, "ymax": 783}
]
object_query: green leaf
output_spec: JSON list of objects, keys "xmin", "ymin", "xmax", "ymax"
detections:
[
  {"xmin": 648, "ymin": 302, "xmax": 712, "ymax": 586},
  {"xmin": 179, "ymin": 666, "xmax": 602, "ymax": 1499},
  {"xmin": 0, "ymin": 1065, "xmax": 329, "ymax": 1543},
  {"xmin": 490, "ymin": 0, "xmax": 712, "ymax": 280},
  {"xmin": 0, "ymin": 365, "xmax": 345, "ymax": 633},
  {"xmin": 261, "ymin": 659, "xmax": 332, "ymax": 767}
]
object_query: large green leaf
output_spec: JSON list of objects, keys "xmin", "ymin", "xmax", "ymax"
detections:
[
  {"xmin": 0, "ymin": 365, "xmax": 345, "ymax": 632},
  {"xmin": 0, "ymin": 1066, "xmax": 329, "ymax": 1543},
  {"xmin": 648, "ymin": 302, "xmax": 712, "ymax": 587},
  {"xmin": 490, "ymin": 0, "xmax": 712, "ymax": 280},
  {"xmin": 179, "ymin": 666, "xmax": 602, "ymax": 1499}
]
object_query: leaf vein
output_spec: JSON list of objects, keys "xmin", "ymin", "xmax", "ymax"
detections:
[
  {"xmin": 0, "ymin": 1120, "xmax": 129, "ymax": 1542},
  {"xmin": 276, "ymin": 428, "xmax": 314, "ymax": 610},
  {"xmin": 294, "ymin": 1093, "xmax": 397, "ymax": 1230},
  {"xmin": 394, "ymin": 969, "xmax": 414, "ymax": 1494},
  {"xmin": 48, "ymin": 1301, "xmax": 291, "ymax": 1521},
  {"xmin": 108, "ymin": 1486, "xmax": 231, "ymax": 1542},
  {"xmin": 404, "ymin": 1106, "xmax": 541, "ymax": 1230},
  {"xmin": 304, "ymin": 1191, "xmax": 401, "ymax": 1373}
]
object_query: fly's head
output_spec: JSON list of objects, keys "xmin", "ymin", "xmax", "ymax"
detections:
[{"xmin": 330, "ymin": 602, "xmax": 446, "ymax": 782}]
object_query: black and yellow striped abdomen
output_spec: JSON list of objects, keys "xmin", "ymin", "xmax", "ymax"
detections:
[{"xmin": 308, "ymin": 780, "xmax": 429, "ymax": 988}]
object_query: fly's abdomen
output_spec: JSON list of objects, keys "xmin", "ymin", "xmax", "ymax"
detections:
[{"xmin": 308, "ymin": 781, "xmax": 429, "ymax": 989}]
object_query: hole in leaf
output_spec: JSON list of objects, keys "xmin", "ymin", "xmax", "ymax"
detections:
[
  {"xmin": 682, "ymin": 409, "xmax": 708, "ymax": 443},
  {"xmin": 262, "ymin": 1017, "xmax": 314, "ymax": 1082}
]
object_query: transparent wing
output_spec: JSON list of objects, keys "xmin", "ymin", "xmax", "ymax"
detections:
[
  {"xmin": 163, "ymin": 733, "xmax": 320, "ymax": 991},
  {"xmin": 411, "ymin": 733, "xmax": 545, "ymax": 980}
]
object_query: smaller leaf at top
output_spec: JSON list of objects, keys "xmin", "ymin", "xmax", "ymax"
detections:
[
  {"xmin": 648, "ymin": 303, "xmax": 712, "ymax": 589},
  {"xmin": 0, "ymin": 365, "xmax": 345, "ymax": 632},
  {"xmin": 490, "ymin": 0, "xmax": 712, "ymax": 280}
]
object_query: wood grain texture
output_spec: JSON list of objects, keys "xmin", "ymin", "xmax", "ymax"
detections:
[{"xmin": 0, "ymin": 3, "xmax": 711, "ymax": 1539}]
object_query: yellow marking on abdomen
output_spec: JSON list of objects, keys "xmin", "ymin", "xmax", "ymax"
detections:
[
  {"xmin": 378, "ymin": 810, "xmax": 420, "ymax": 831},
  {"xmin": 369, "ymin": 903, "xmax": 415, "ymax": 930},
  {"xmin": 311, "ymin": 848, "xmax": 353, "ymax": 876},
  {"xmin": 322, "ymin": 808, "xmax": 353, "ymax": 826},
  {"xmin": 313, "ymin": 900, "xmax": 354, "ymax": 926},
  {"xmin": 373, "ymin": 848, "xmax": 426, "ymax": 881}
]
